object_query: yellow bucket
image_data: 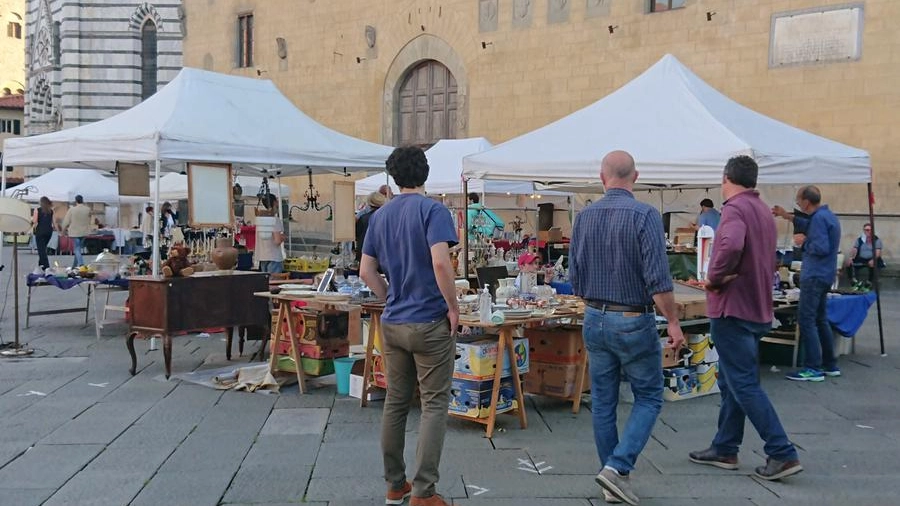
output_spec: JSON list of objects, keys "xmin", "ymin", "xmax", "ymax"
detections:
[{"xmin": 697, "ymin": 363, "xmax": 718, "ymax": 393}]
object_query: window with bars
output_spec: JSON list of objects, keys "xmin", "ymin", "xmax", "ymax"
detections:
[
  {"xmin": 141, "ymin": 21, "xmax": 158, "ymax": 100},
  {"xmin": 649, "ymin": 0, "xmax": 686, "ymax": 12},
  {"xmin": 7, "ymin": 21, "xmax": 22, "ymax": 39},
  {"xmin": 237, "ymin": 13, "xmax": 253, "ymax": 68}
]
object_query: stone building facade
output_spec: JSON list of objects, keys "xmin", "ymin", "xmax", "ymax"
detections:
[
  {"xmin": 0, "ymin": 0, "xmax": 25, "ymax": 95},
  {"xmin": 23, "ymin": 0, "xmax": 183, "ymax": 150},
  {"xmin": 182, "ymin": 0, "xmax": 899, "ymax": 253}
]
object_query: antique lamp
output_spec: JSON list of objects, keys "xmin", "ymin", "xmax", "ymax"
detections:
[{"xmin": 0, "ymin": 197, "xmax": 34, "ymax": 356}]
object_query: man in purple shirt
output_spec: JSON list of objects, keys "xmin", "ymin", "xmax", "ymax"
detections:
[{"xmin": 688, "ymin": 156, "xmax": 803, "ymax": 481}]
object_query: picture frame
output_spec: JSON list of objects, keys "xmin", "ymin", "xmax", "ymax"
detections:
[
  {"xmin": 332, "ymin": 180, "xmax": 355, "ymax": 242},
  {"xmin": 117, "ymin": 162, "xmax": 150, "ymax": 197},
  {"xmin": 187, "ymin": 163, "xmax": 233, "ymax": 227}
]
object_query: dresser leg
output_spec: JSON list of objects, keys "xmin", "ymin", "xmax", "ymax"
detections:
[
  {"xmin": 127, "ymin": 332, "xmax": 138, "ymax": 375},
  {"xmin": 226, "ymin": 326, "xmax": 234, "ymax": 361},
  {"xmin": 163, "ymin": 334, "xmax": 173, "ymax": 379}
]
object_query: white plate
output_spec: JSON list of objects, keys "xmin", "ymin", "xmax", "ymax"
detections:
[
  {"xmin": 315, "ymin": 293, "xmax": 352, "ymax": 302},
  {"xmin": 502, "ymin": 309, "xmax": 532, "ymax": 317},
  {"xmin": 280, "ymin": 284, "xmax": 316, "ymax": 290},
  {"xmin": 279, "ymin": 290, "xmax": 316, "ymax": 298}
]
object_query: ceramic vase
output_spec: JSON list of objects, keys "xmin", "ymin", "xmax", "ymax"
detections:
[
  {"xmin": 211, "ymin": 238, "xmax": 238, "ymax": 270},
  {"xmin": 496, "ymin": 278, "xmax": 518, "ymax": 302}
]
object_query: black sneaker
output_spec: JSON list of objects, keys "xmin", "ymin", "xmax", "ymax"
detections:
[
  {"xmin": 754, "ymin": 457, "xmax": 803, "ymax": 481},
  {"xmin": 688, "ymin": 447, "xmax": 739, "ymax": 470}
]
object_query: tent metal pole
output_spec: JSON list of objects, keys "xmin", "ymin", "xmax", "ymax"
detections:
[
  {"xmin": 0, "ymin": 152, "xmax": 6, "ymax": 268},
  {"xmin": 867, "ymin": 182, "xmax": 885, "ymax": 356},
  {"xmin": 462, "ymin": 178, "xmax": 469, "ymax": 281},
  {"xmin": 151, "ymin": 159, "xmax": 161, "ymax": 276},
  {"xmin": 276, "ymin": 174, "xmax": 287, "ymax": 256}
]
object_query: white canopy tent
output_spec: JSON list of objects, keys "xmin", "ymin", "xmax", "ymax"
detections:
[
  {"xmin": 0, "ymin": 67, "xmax": 394, "ymax": 173},
  {"xmin": 355, "ymin": 137, "xmax": 553, "ymax": 196},
  {"xmin": 463, "ymin": 54, "xmax": 871, "ymax": 186},
  {"xmin": 2, "ymin": 168, "xmax": 144, "ymax": 204},
  {"xmin": 1, "ymin": 67, "xmax": 394, "ymax": 274},
  {"xmin": 151, "ymin": 173, "xmax": 290, "ymax": 202}
]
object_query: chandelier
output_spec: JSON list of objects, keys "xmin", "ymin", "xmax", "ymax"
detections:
[{"xmin": 289, "ymin": 168, "xmax": 332, "ymax": 221}]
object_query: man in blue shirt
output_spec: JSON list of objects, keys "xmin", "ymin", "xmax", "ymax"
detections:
[
  {"xmin": 570, "ymin": 150, "xmax": 685, "ymax": 505},
  {"xmin": 692, "ymin": 198, "xmax": 721, "ymax": 231},
  {"xmin": 360, "ymin": 146, "xmax": 459, "ymax": 506},
  {"xmin": 773, "ymin": 186, "xmax": 842, "ymax": 381}
]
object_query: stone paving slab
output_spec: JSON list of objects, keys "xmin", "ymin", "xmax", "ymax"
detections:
[
  {"xmin": 260, "ymin": 407, "xmax": 329, "ymax": 436},
  {"xmin": 41, "ymin": 400, "xmax": 153, "ymax": 445},
  {"xmin": 131, "ymin": 469, "xmax": 233, "ymax": 506},
  {"xmin": 43, "ymin": 471, "xmax": 151, "ymax": 506},
  {"xmin": 221, "ymin": 463, "xmax": 312, "ymax": 504},
  {"xmin": 0, "ymin": 487, "xmax": 56, "ymax": 506},
  {"xmin": 0, "ymin": 443, "xmax": 104, "ymax": 489},
  {"xmin": 457, "ymin": 500, "xmax": 593, "ymax": 506},
  {"xmin": 157, "ymin": 433, "xmax": 254, "ymax": 473}
]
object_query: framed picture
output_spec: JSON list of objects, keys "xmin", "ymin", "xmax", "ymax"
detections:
[
  {"xmin": 187, "ymin": 163, "xmax": 233, "ymax": 227},
  {"xmin": 117, "ymin": 162, "xmax": 150, "ymax": 197},
  {"xmin": 332, "ymin": 180, "xmax": 355, "ymax": 242}
]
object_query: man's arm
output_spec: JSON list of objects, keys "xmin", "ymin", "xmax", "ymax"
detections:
[
  {"xmin": 653, "ymin": 291, "xmax": 685, "ymax": 350},
  {"xmin": 430, "ymin": 241, "xmax": 459, "ymax": 333},
  {"xmin": 706, "ymin": 206, "xmax": 745, "ymax": 288},
  {"xmin": 359, "ymin": 254, "xmax": 387, "ymax": 300},
  {"xmin": 801, "ymin": 216, "xmax": 832, "ymax": 256}
]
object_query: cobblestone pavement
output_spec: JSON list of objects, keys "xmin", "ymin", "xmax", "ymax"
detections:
[{"xmin": 1, "ymin": 246, "xmax": 899, "ymax": 505}]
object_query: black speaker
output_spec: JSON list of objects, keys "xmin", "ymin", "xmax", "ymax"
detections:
[{"xmin": 538, "ymin": 203, "xmax": 555, "ymax": 231}]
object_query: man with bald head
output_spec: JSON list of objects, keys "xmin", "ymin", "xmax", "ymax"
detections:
[
  {"xmin": 570, "ymin": 150, "xmax": 685, "ymax": 505},
  {"xmin": 773, "ymin": 185, "xmax": 841, "ymax": 381}
]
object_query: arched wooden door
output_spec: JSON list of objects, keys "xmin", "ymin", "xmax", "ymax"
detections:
[{"xmin": 396, "ymin": 60, "xmax": 458, "ymax": 147}]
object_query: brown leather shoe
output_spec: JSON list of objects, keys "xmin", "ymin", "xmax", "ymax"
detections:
[
  {"xmin": 409, "ymin": 494, "xmax": 450, "ymax": 506},
  {"xmin": 688, "ymin": 447, "xmax": 739, "ymax": 470},
  {"xmin": 385, "ymin": 481, "xmax": 412, "ymax": 505},
  {"xmin": 754, "ymin": 457, "xmax": 803, "ymax": 481}
]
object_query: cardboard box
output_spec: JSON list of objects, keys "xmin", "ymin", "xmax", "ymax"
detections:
[
  {"xmin": 448, "ymin": 375, "xmax": 517, "ymax": 419},
  {"xmin": 548, "ymin": 227, "xmax": 563, "ymax": 242},
  {"xmin": 667, "ymin": 293, "xmax": 707, "ymax": 320},
  {"xmin": 275, "ymin": 356, "xmax": 335, "ymax": 376},
  {"xmin": 525, "ymin": 361, "xmax": 589, "ymax": 398},
  {"xmin": 673, "ymin": 227, "xmax": 695, "ymax": 247},
  {"xmin": 349, "ymin": 358, "xmax": 386, "ymax": 401},
  {"xmin": 662, "ymin": 364, "xmax": 719, "ymax": 401},
  {"xmin": 454, "ymin": 336, "xmax": 529, "ymax": 378},
  {"xmin": 280, "ymin": 310, "xmax": 349, "ymax": 343},
  {"xmin": 524, "ymin": 326, "xmax": 584, "ymax": 364}
]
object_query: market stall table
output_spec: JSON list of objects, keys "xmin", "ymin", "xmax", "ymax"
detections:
[
  {"xmin": 127, "ymin": 271, "xmax": 269, "ymax": 378},
  {"xmin": 254, "ymin": 291, "xmax": 362, "ymax": 394},
  {"xmin": 25, "ymin": 273, "xmax": 128, "ymax": 328}
]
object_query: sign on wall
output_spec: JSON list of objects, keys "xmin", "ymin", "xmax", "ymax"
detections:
[{"xmin": 770, "ymin": 5, "xmax": 863, "ymax": 67}]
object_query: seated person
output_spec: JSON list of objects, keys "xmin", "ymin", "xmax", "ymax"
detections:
[
  {"xmin": 514, "ymin": 251, "xmax": 541, "ymax": 291},
  {"xmin": 843, "ymin": 223, "xmax": 885, "ymax": 288}
]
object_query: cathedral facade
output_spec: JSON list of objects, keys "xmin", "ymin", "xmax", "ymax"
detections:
[{"xmin": 24, "ymin": 0, "xmax": 183, "ymax": 141}]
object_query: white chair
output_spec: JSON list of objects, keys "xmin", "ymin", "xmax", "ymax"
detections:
[{"xmin": 833, "ymin": 253, "xmax": 844, "ymax": 290}]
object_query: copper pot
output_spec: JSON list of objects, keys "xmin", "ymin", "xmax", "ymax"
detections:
[{"xmin": 211, "ymin": 238, "xmax": 238, "ymax": 270}]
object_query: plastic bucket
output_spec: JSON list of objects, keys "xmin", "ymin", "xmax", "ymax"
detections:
[{"xmin": 334, "ymin": 357, "xmax": 361, "ymax": 395}]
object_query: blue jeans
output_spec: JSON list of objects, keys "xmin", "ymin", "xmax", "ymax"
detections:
[
  {"xmin": 582, "ymin": 307, "xmax": 662, "ymax": 474},
  {"xmin": 798, "ymin": 277, "xmax": 836, "ymax": 370},
  {"xmin": 72, "ymin": 237, "xmax": 85, "ymax": 268},
  {"xmin": 260, "ymin": 261, "xmax": 284, "ymax": 274},
  {"xmin": 710, "ymin": 317, "xmax": 798, "ymax": 461}
]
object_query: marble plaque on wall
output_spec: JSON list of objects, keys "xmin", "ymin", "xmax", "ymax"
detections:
[
  {"xmin": 512, "ymin": 0, "xmax": 533, "ymax": 29},
  {"xmin": 548, "ymin": 0, "xmax": 570, "ymax": 24},
  {"xmin": 585, "ymin": 0, "xmax": 611, "ymax": 19},
  {"xmin": 770, "ymin": 5, "xmax": 863, "ymax": 67},
  {"xmin": 479, "ymin": 0, "xmax": 498, "ymax": 33}
]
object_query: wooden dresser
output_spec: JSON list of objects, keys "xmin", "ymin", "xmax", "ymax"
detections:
[{"xmin": 127, "ymin": 271, "xmax": 269, "ymax": 378}]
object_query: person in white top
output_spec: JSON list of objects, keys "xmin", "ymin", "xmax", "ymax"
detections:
[
  {"xmin": 61, "ymin": 195, "xmax": 93, "ymax": 268},
  {"xmin": 255, "ymin": 193, "xmax": 285, "ymax": 273}
]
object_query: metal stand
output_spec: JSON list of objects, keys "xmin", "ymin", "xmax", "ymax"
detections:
[{"xmin": 1, "ymin": 234, "xmax": 34, "ymax": 357}]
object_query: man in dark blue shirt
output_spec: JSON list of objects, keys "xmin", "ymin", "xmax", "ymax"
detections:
[
  {"xmin": 774, "ymin": 186, "xmax": 842, "ymax": 381},
  {"xmin": 360, "ymin": 146, "xmax": 458, "ymax": 506},
  {"xmin": 570, "ymin": 150, "xmax": 684, "ymax": 505}
]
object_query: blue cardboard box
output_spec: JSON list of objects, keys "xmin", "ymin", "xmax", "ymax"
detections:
[{"xmin": 448, "ymin": 375, "xmax": 517, "ymax": 419}]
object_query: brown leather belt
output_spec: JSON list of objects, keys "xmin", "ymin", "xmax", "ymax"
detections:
[{"xmin": 584, "ymin": 299, "xmax": 654, "ymax": 314}]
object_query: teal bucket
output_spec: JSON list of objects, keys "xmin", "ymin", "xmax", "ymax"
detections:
[{"xmin": 334, "ymin": 357, "xmax": 361, "ymax": 395}]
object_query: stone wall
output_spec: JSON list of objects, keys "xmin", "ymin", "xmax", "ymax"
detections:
[{"xmin": 181, "ymin": 0, "xmax": 900, "ymax": 255}]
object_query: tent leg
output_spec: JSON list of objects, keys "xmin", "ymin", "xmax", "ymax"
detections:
[
  {"xmin": 151, "ymin": 160, "xmax": 161, "ymax": 276},
  {"xmin": 867, "ymin": 183, "xmax": 885, "ymax": 356},
  {"xmin": 462, "ymin": 179, "xmax": 469, "ymax": 281}
]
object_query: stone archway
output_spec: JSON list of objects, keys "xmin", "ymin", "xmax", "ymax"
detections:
[{"xmin": 382, "ymin": 34, "xmax": 468, "ymax": 146}]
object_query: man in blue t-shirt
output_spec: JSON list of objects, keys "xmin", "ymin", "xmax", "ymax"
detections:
[
  {"xmin": 360, "ymin": 146, "xmax": 458, "ymax": 506},
  {"xmin": 692, "ymin": 198, "xmax": 721, "ymax": 231}
]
